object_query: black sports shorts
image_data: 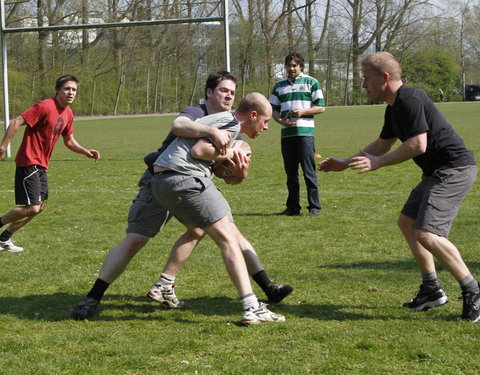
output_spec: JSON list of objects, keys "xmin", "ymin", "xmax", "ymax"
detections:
[{"xmin": 14, "ymin": 165, "xmax": 48, "ymax": 205}]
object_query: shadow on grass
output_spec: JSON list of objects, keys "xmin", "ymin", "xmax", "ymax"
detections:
[
  {"xmin": 316, "ymin": 260, "xmax": 417, "ymax": 271},
  {"xmin": 233, "ymin": 212, "xmax": 318, "ymax": 217},
  {"xmin": 0, "ymin": 292, "xmax": 460, "ymax": 323},
  {"xmin": 313, "ymin": 260, "xmax": 480, "ymax": 273},
  {"xmin": 233, "ymin": 212, "xmax": 283, "ymax": 217}
]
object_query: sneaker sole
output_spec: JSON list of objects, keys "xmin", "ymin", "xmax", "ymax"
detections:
[
  {"xmin": 147, "ymin": 291, "xmax": 184, "ymax": 308},
  {"xmin": 404, "ymin": 296, "xmax": 448, "ymax": 311},
  {"xmin": 242, "ymin": 317, "xmax": 286, "ymax": 325},
  {"xmin": 242, "ymin": 318, "xmax": 285, "ymax": 325},
  {"xmin": 461, "ymin": 314, "xmax": 480, "ymax": 323},
  {"xmin": 242, "ymin": 319, "xmax": 262, "ymax": 325}
]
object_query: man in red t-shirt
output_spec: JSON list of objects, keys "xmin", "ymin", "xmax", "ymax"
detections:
[{"xmin": 0, "ymin": 75, "xmax": 100, "ymax": 252}]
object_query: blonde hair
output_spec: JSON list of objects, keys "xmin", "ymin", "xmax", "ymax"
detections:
[
  {"xmin": 361, "ymin": 52, "xmax": 402, "ymax": 81},
  {"xmin": 236, "ymin": 92, "xmax": 270, "ymax": 115}
]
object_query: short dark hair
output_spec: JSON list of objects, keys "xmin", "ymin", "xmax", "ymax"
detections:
[
  {"xmin": 284, "ymin": 53, "xmax": 304, "ymax": 71},
  {"xmin": 204, "ymin": 71, "xmax": 237, "ymax": 100},
  {"xmin": 55, "ymin": 74, "xmax": 79, "ymax": 90}
]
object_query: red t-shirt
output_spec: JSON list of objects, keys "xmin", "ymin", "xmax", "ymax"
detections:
[{"xmin": 15, "ymin": 97, "xmax": 74, "ymax": 170}]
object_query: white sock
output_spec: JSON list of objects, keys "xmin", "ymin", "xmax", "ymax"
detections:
[
  {"xmin": 159, "ymin": 273, "xmax": 175, "ymax": 287},
  {"xmin": 240, "ymin": 293, "xmax": 259, "ymax": 311}
]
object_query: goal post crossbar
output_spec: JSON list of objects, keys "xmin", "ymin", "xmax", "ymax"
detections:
[{"xmin": 0, "ymin": 0, "xmax": 230, "ymax": 158}]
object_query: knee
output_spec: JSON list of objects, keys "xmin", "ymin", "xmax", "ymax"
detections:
[
  {"xmin": 124, "ymin": 233, "xmax": 149, "ymax": 253},
  {"xmin": 187, "ymin": 227, "xmax": 206, "ymax": 241},
  {"xmin": 415, "ymin": 230, "xmax": 435, "ymax": 248},
  {"xmin": 27, "ymin": 204, "xmax": 44, "ymax": 216},
  {"xmin": 397, "ymin": 214, "xmax": 413, "ymax": 234}
]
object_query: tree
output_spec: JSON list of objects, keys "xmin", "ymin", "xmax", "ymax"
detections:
[{"xmin": 402, "ymin": 47, "xmax": 458, "ymax": 101}]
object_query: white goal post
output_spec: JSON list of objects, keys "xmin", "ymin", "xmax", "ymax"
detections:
[{"xmin": 0, "ymin": 0, "xmax": 230, "ymax": 158}]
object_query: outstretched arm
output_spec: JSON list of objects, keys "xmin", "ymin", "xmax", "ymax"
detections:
[
  {"xmin": 0, "ymin": 116, "xmax": 25, "ymax": 160},
  {"xmin": 318, "ymin": 137, "xmax": 398, "ymax": 173},
  {"xmin": 349, "ymin": 133, "xmax": 425, "ymax": 173},
  {"xmin": 63, "ymin": 134, "xmax": 100, "ymax": 160}
]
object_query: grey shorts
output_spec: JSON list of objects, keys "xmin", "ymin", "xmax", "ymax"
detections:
[
  {"xmin": 151, "ymin": 172, "xmax": 232, "ymax": 229},
  {"xmin": 126, "ymin": 170, "xmax": 172, "ymax": 237},
  {"xmin": 401, "ymin": 165, "xmax": 477, "ymax": 237}
]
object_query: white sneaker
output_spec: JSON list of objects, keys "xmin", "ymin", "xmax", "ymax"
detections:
[
  {"xmin": 0, "ymin": 239, "xmax": 24, "ymax": 252},
  {"xmin": 242, "ymin": 302, "xmax": 286, "ymax": 324},
  {"xmin": 147, "ymin": 283, "xmax": 184, "ymax": 308}
]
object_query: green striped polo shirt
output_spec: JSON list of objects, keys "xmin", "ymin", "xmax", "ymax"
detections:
[{"xmin": 269, "ymin": 73, "xmax": 325, "ymax": 137}]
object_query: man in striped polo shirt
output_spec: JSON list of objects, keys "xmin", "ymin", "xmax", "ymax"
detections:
[{"xmin": 270, "ymin": 53, "xmax": 325, "ymax": 216}]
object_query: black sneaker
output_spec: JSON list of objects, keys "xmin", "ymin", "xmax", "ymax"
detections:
[
  {"xmin": 72, "ymin": 297, "xmax": 99, "ymax": 320},
  {"xmin": 461, "ymin": 285, "xmax": 480, "ymax": 322},
  {"xmin": 266, "ymin": 283, "xmax": 293, "ymax": 303},
  {"xmin": 276, "ymin": 209, "xmax": 300, "ymax": 216},
  {"xmin": 402, "ymin": 285, "xmax": 448, "ymax": 311}
]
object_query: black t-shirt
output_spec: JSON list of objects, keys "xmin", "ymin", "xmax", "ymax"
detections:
[{"xmin": 380, "ymin": 85, "xmax": 475, "ymax": 176}]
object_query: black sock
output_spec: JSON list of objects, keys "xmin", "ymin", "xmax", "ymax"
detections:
[
  {"xmin": 252, "ymin": 270, "xmax": 273, "ymax": 294},
  {"xmin": 0, "ymin": 230, "xmax": 12, "ymax": 242},
  {"xmin": 86, "ymin": 278, "xmax": 110, "ymax": 302}
]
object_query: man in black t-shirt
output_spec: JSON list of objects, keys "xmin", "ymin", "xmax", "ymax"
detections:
[{"xmin": 318, "ymin": 52, "xmax": 479, "ymax": 323}]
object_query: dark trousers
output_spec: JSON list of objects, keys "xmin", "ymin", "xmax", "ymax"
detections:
[{"xmin": 281, "ymin": 136, "xmax": 321, "ymax": 212}]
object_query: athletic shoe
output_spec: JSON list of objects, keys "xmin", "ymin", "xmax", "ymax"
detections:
[
  {"xmin": 460, "ymin": 284, "xmax": 480, "ymax": 322},
  {"xmin": 309, "ymin": 208, "xmax": 321, "ymax": 217},
  {"xmin": 402, "ymin": 285, "xmax": 448, "ymax": 311},
  {"xmin": 266, "ymin": 283, "xmax": 293, "ymax": 304},
  {"xmin": 242, "ymin": 302, "xmax": 286, "ymax": 324},
  {"xmin": 72, "ymin": 297, "xmax": 99, "ymax": 320},
  {"xmin": 0, "ymin": 239, "xmax": 24, "ymax": 252},
  {"xmin": 147, "ymin": 283, "xmax": 184, "ymax": 308}
]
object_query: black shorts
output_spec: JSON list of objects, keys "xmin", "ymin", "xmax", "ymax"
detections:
[{"xmin": 15, "ymin": 165, "xmax": 48, "ymax": 205}]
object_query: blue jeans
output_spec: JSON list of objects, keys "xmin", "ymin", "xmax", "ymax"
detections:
[{"xmin": 281, "ymin": 136, "xmax": 321, "ymax": 212}]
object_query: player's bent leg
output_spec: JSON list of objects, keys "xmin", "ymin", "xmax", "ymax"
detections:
[
  {"xmin": 204, "ymin": 217, "xmax": 253, "ymax": 297},
  {"xmin": 203, "ymin": 217, "xmax": 285, "ymax": 323},
  {"xmin": 147, "ymin": 227, "xmax": 205, "ymax": 308},
  {"xmin": 99, "ymin": 233, "xmax": 150, "ymax": 284},
  {"xmin": 0, "ymin": 203, "xmax": 45, "ymax": 252},
  {"xmin": 73, "ymin": 233, "xmax": 151, "ymax": 320},
  {"xmin": 235, "ymin": 228, "xmax": 293, "ymax": 303},
  {"xmin": 415, "ymin": 230, "xmax": 470, "ymax": 282},
  {"xmin": 398, "ymin": 214, "xmax": 436, "ymax": 274},
  {"xmin": 414, "ymin": 230, "xmax": 480, "ymax": 321},
  {"xmin": 0, "ymin": 203, "xmax": 44, "ymax": 226},
  {"xmin": 162, "ymin": 227, "xmax": 205, "ymax": 275},
  {"xmin": 398, "ymin": 215, "xmax": 447, "ymax": 311}
]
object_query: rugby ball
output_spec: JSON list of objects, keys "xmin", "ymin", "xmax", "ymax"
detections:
[{"xmin": 213, "ymin": 140, "xmax": 252, "ymax": 178}]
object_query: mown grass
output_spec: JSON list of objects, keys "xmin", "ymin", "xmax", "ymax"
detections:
[{"xmin": 0, "ymin": 102, "xmax": 479, "ymax": 374}]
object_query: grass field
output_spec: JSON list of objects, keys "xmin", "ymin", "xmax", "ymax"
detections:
[{"xmin": 1, "ymin": 102, "xmax": 480, "ymax": 374}]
